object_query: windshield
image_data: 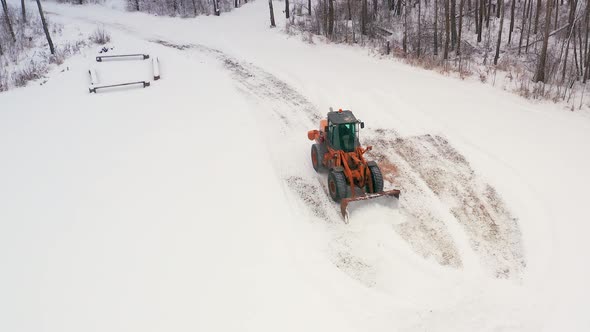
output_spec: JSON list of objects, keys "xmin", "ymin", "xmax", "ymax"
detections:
[{"xmin": 330, "ymin": 123, "xmax": 357, "ymax": 152}]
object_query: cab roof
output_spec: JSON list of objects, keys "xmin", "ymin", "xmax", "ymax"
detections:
[{"xmin": 327, "ymin": 110, "xmax": 357, "ymax": 124}]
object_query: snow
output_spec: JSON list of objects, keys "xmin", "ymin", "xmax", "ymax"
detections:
[{"xmin": 1, "ymin": 0, "xmax": 590, "ymax": 331}]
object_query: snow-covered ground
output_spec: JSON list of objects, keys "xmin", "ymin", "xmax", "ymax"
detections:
[{"xmin": 1, "ymin": 1, "xmax": 590, "ymax": 331}]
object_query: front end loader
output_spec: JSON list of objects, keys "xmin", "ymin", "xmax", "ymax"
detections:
[{"xmin": 307, "ymin": 109, "xmax": 400, "ymax": 221}]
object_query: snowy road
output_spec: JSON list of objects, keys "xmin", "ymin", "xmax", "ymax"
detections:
[{"xmin": 1, "ymin": 0, "xmax": 590, "ymax": 331}]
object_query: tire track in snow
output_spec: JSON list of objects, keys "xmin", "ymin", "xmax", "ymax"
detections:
[
  {"xmin": 151, "ymin": 39, "xmax": 321, "ymax": 129},
  {"xmin": 366, "ymin": 130, "xmax": 525, "ymax": 279}
]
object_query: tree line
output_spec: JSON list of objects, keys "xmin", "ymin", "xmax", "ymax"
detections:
[
  {"xmin": 269, "ymin": 0, "xmax": 590, "ymax": 89},
  {"xmin": 125, "ymin": 0, "xmax": 248, "ymax": 16}
]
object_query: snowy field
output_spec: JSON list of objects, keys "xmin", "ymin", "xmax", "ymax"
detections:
[{"xmin": 1, "ymin": 0, "xmax": 590, "ymax": 331}]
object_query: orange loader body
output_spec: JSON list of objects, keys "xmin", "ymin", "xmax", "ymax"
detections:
[{"xmin": 308, "ymin": 109, "xmax": 400, "ymax": 221}]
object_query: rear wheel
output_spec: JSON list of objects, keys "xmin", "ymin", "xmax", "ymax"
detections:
[
  {"xmin": 328, "ymin": 170, "xmax": 348, "ymax": 202},
  {"xmin": 367, "ymin": 164, "xmax": 384, "ymax": 193},
  {"xmin": 311, "ymin": 144, "xmax": 325, "ymax": 172}
]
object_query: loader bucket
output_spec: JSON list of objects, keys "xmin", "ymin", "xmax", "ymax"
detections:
[{"xmin": 340, "ymin": 189, "xmax": 401, "ymax": 222}]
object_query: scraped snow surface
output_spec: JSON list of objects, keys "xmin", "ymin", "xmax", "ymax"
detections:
[{"xmin": 1, "ymin": 1, "xmax": 590, "ymax": 331}]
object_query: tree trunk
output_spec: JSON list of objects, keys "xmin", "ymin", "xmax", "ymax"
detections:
[
  {"xmin": 554, "ymin": 0, "xmax": 558, "ymax": 30},
  {"xmin": 21, "ymin": 0, "xmax": 26, "ymax": 23},
  {"xmin": 584, "ymin": 0, "xmax": 590, "ymax": 82},
  {"xmin": 508, "ymin": 0, "xmax": 516, "ymax": 43},
  {"xmin": 235, "ymin": 0, "xmax": 239, "ymax": 8},
  {"xmin": 285, "ymin": 0, "xmax": 289, "ymax": 18},
  {"xmin": 35, "ymin": 0, "xmax": 54, "ymax": 54},
  {"xmin": 494, "ymin": 0, "xmax": 505, "ymax": 64},
  {"xmin": 347, "ymin": 0, "xmax": 351, "ymax": 19},
  {"xmin": 328, "ymin": 0, "xmax": 334, "ymax": 36},
  {"xmin": 418, "ymin": 0, "xmax": 422, "ymax": 57},
  {"xmin": 578, "ymin": 23, "xmax": 584, "ymax": 72},
  {"xmin": 534, "ymin": 0, "xmax": 553, "ymax": 82},
  {"xmin": 478, "ymin": 0, "xmax": 484, "ymax": 41},
  {"xmin": 518, "ymin": 0, "xmax": 529, "ymax": 54},
  {"xmin": 444, "ymin": 0, "xmax": 450, "ymax": 59},
  {"xmin": 361, "ymin": 0, "xmax": 368, "ymax": 35},
  {"xmin": 475, "ymin": 0, "xmax": 480, "ymax": 36},
  {"xmin": 269, "ymin": 0, "xmax": 276, "ymax": 26},
  {"xmin": 373, "ymin": 0, "xmax": 378, "ymax": 17},
  {"xmin": 451, "ymin": 0, "xmax": 457, "ymax": 50},
  {"xmin": 1, "ymin": 0, "xmax": 16, "ymax": 42},
  {"xmin": 526, "ymin": 0, "xmax": 533, "ymax": 52},
  {"xmin": 213, "ymin": 0, "xmax": 220, "ymax": 16},
  {"xmin": 584, "ymin": 0, "xmax": 589, "ymax": 77},
  {"xmin": 435, "ymin": 0, "xmax": 439, "ymax": 54},
  {"xmin": 403, "ymin": 0, "xmax": 407, "ymax": 53},
  {"xmin": 192, "ymin": 0, "xmax": 197, "ymax": 15},
  {"xmin": 562, "ymin": 0, "xmax": 576, "ymax": 81},
  {"xmin": 534, "ymin": 0, "xmax": 542, "ymax": 34},
  {"xmin": 573, "ymin": 27, "xmax": 580, "ymax": 76},
  {"xmin": 308, "ymin": 0, "xmax": 312, "ymax": 15},
  {"xmin": 486, "ymin": 0, "xmax": 491, "ymax": 28},
  {"xmin": 457, "ymin": 0, "xmax": 464, "ymax": 55}
]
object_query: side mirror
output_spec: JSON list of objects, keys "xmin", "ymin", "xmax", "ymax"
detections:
[{"xmin": 360, "ymin": 122, "xmax": 365, "ymax": 129}]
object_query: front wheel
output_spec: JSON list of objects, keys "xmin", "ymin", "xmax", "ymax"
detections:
[
  {"xmin": 367, "ymin": 164, "xmax": 384, "ymax": 193},
  {"xmin": 328, "ymin": 170, "xmax": 348, "ymax": 202}
]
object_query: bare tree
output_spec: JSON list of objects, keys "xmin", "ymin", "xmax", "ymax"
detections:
[
  {"xmin": 434, "ymin": 0, "xmax": 439, "ymax": 54},
  {"xmin": 347, "ymin": 0, "xmax": 351, "ymax": 19},
  {"xmin": 444, "ymin": 0, "xmax": 450, "ymax": 59},
  {"xmin": 526, "ymin": 0, "xmax": 534, "ymax": 52},
  {"xmin": 21, "ymin": 0, "xmax": 26, "ymax": 23},
  {"xmin": 518, "ymin": 0, "xmax": 529, "ymax": 54},
  {"xmin": 562, "ymin": 0, "xmax": 577, "ymax": 81},
  {"xmin": 475, "ymin": 0, "xmax": 480, "ymax": 37},
  {"xmin": 309, "ymin": 0, "xmax": 312, "ymax": 15},
  {"xmin": 486, "ymin": 0, "xmax": 492, "ymax": 28},
  {"xmin": 1, "ymin": 0, "xmax": 16, "ymax": 42},
  {"xmin": 361, "ymin": 0, "xmax": 368, "ymax": 35},
  {"xmin": 213, "ymin": 0, "xmax": 220, "ymax": 16},
  {"xmin": 35, "ymin": 0, "xmax": 54, "ymax": 54},
  {"xmin": 494, "ymin": 0, "xmax": 505, "ymax": 64},
  {"xmin": 451, "ymin": 0, "xmax": 457, "ymax": 49},
  {"xmin": 478, "ymin": 0, "xmax": 484, "ymax": 41},
  {"xmin": 508, "ymin": 0, "xmax": 516, "ymax": 43},
  {"xmin": 285, "ymin": 0, "xmax": 289, "ymax": 18},
  {"xmin": 269, "ymin": 0, "xmax": 276, "ymax": 27},
  {"xmin": 418, "ymin": 0, "xmax": 422, "ymax": 57},
  {"xmin": 457, "ymin": 0, "xmax": 464, "ymax": 55},
  {"xmin": 534, "ymin": 0, "xmax": 553, "ymax": 82},
  {"xmin": 403, "ymin": 0, "xmax": 408, "ymax": 53},
  {"xmin": 328, "ymin": 0, "xmax": 334, "ymax": 35},
  {"xmin": 534, "ymin": 0, "xmax": 542, "ymax": 34}
]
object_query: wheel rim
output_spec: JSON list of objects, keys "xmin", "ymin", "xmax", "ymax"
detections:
[{"xmin": 329, "ymin": 179, "xmax": 337, "ymax": 198}]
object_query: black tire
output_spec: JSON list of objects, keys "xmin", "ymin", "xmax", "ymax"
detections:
[
  {"xmin": 367, "ymin": 164, "xmax": 384, "ymax": 193},
  {"xmin": 311, "ymin": 144, "xmax": 325, "ymax": 173},
  {"xmin": 328, "ymin": 170, "xmax": 348, "ymax": 202}
]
